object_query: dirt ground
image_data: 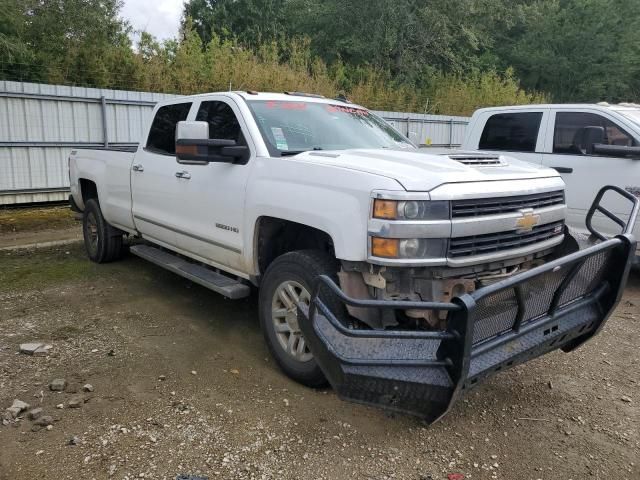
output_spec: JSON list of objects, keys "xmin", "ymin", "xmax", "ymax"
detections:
[
  {"xmin": 0, "ymin": 218, "xmax": 638, "ymax": 480},
  {"xmin": 0, "ymin": 206, "xmax": 80, "ymax": 248}
]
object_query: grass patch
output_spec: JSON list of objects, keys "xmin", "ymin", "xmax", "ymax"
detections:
[
  {"xmin": 0, "ymin": 206, "xmax": 77, "ymax": 234},
  {"xmin": 0, "ymin": 244, "xmax": 105, "ymax": 291}
]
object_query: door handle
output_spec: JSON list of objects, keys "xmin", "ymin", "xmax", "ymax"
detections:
[
  {"xmin": 175, "ymin": 171, "xmax": 191, "ymax": 180},
  {"xmin": 132, "ymin": 164, "xmax": 144, "ymax": 172},
  {"xmin": 551, "ymin": 166, "xmax": 573, "ymax": 174}
]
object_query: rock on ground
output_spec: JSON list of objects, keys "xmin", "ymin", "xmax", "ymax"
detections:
[
  {"xmin": 19, "ymin": 342, "xmax": 52, "ymax": 356},
  {"xmin": 68, "ymin": 396, "xmax": 84, "ymax": 409},
  {"xmin": 27, "ymin": 408, "xmax": 43, "ymax": 420},
  {"xmin": 49, "ymin": 379, "xmax": 66, "ymax": 392}
]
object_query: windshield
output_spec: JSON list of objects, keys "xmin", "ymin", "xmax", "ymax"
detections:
[
  {"xmin": 246, "ymin": 100, "xmax": 414, "ymax": 156},
  {"xmin": 618, "ymin": 109, "xmax": 640, "ymax": 126}
]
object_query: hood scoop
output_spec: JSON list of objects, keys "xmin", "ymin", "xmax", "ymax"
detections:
[{"xmin": 448, "ymin": 154, "xmax": 507, "ymax": 167}]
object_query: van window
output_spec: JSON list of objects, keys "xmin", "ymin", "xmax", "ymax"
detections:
[
  {"xmin": 553, "ymin": 112, "xmax": 636, "ymax": 155},
  {"xmin": 146, "ymin": 103, "xmax": 192, "ymax": 155},
  {"xmin": 196, "ymin": 101, "xmax": 245, "ymax": 143},
  {"xmin": 479, "ymin": 112, "xmax": 542, "ymax": 152}
]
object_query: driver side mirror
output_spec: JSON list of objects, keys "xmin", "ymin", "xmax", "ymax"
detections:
[
  {"xmin": 175, "ymin": 121, "xmax": 249, "ymax": 165},
  {"xmin": 578, "ymin": 124, "xmax": 640, "ymax": 158},
  {"xmin": 581, "ymin": 126, "xmax": 605, "ymax": 155}
]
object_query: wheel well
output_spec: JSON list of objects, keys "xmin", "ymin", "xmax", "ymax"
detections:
[
  {"xmin": 256, "ymin": 217, "xmax": 335, "ymax": 277},
  {"xmin": 79, "ymin": 179, "xmax": 98, "ymax": 205}
]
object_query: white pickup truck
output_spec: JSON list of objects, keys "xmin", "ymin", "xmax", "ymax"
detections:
[
  {"xmin": 69, "ymin": 92, "xmax": 638, "ymax": 421},
  {"xmin": 461, "ymin": 103, "xmax": 640, "ymax": 254}
]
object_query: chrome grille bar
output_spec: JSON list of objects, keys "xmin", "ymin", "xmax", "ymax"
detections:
[
  {"xmin": 449, "ymin": 221, "xmax": 564, "ymax": 258},
  {"xmin": 452, "ymin": 191, "xmax": 565, "ymax": 218}
]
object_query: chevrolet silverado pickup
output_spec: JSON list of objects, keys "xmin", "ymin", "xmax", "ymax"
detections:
[{"xmin": 69, "ymin": 92, "xmax": 638, "ymax": 422}]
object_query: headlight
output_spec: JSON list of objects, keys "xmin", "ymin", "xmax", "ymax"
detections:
[
  {"xmin": 373, "ymin": 199, "xmax": 450, "ymax": 220},
  {"xmin": 371, "ymin": 237, "xmax": 447, "ymax": 259}
]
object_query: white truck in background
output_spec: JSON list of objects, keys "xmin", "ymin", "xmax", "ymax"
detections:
[
  {"xmin": 68, "ymin": 91, "xmax": 638, "ymax": 421},
  {"xmin": 461, "ymin": 103, "xmax": 640, "ymax": 255}
]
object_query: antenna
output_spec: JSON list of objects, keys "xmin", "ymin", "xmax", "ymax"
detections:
[{"xmin": 229, "ymin": 80, "xmax": 232, "ymax": 92}]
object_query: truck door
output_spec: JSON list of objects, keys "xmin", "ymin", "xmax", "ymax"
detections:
[
  {"xmin": 541, "ymin": 110, "xmax": 640, "ymax": 237},
  {"xmin": 171, "ymin": 98, "xmax": 254, "ymax": 273},
  {"xmin": 472, "ymin": 110, "xmax": 548, "ymax": 164},
  {"xmin": 131, "ymin": 101, "xmax": 193, "ymax": 248}
]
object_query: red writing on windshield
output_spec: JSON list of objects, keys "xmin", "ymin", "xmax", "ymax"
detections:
[
  {"xmin": 326, "ymin": 105, "xmax": 368, "ymax": 115},
  {"xmin": 265, "ymin": 101, "xmax": 307, "ymax": 110}
]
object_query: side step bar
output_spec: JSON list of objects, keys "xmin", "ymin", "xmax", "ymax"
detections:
[{"xmin": 130, "ymin": 245, "xmax": 251, "ymax": 299}]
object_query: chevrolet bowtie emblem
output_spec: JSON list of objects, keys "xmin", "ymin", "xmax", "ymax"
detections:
[{"xmin": 515, "ymin": 209, "xmax": 540, "ymax": 232}]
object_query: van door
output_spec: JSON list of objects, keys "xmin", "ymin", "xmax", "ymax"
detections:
[
  {"xmin": 131, "ymin": 101, "xmax": 193, "ymax": 248},
  {"xmin": 472, "ymin": 110, "xmax": 549, "ymax": 165},
  {"xmin": 541, "ymin": 109, "xmax": 640, "ymax": 236}
]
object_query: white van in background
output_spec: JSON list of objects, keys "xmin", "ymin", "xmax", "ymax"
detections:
[{"xmin": 461, "ymin": 103, "xmax": 640, "ymax": 252}]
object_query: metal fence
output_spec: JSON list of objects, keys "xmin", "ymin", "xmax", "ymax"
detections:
[
  {"xmin": 375, "ymin": 110, "xmax": 469, "ymax": 149},
  {"xmin": 0, "ymin": 81, "xmax": 470, "ymax": 205}
]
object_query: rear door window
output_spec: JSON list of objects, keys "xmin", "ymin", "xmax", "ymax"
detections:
[
  {"xmin": 553, "ymin": 112, "xmax": 636, "ymax": 155},
  {"xmin": 146, "ymin": 102, "xmax": 192, "ymax": 155},
  {"xmin": 479, "ymin": 112, "xmax": 543, "ymax": 152}
]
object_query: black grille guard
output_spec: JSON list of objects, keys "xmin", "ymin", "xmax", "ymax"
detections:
[{"xmin": 298, "ymin": 186, "xmax": 639, "ymax": 422}]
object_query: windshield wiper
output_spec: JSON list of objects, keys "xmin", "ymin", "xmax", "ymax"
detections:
[{"xmin": 280, "ymin": 147, "xmax": 323, "ymax": 157}]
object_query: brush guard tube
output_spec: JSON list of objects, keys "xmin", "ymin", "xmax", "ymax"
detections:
[{"xmin": 298, "ymin": 186, "xmax": 639, "ymax": 422}]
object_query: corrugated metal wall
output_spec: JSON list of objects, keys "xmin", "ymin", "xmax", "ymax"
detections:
[
  {"xmin": 376, "ymin": 110, "xmax": 469, "ymax": 148},
  {"xmin": 0, "ymin": 81, "xmax": 177, "ymax": 204},
  {"xmin": 0, "ymin": 81, "xmax": 469, "ymax": 205}
]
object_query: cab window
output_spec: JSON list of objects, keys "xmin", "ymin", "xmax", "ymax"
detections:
[
  {"xmin": 196, "ymin": 101, "xmax": 246, "ymax": 144},
  {"xmin": 146, "ymin": 102, "xmax": 192, "ymax": 155},
  {"xmin": 553, "ymin": 112, "xmax": 636, "ymax": 155},
  {"xmin": 479, "ymin": 112, "xmax": 542, "ymax": 152}
]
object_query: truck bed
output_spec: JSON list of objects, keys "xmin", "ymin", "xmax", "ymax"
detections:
[{"xmin": 69, "ymin": 147, "xmax": 137, "ymax": 232}]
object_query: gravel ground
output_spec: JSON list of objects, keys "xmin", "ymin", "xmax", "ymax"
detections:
[{"xmin": 0, "ymin": 242, "xmax": 638, "ymax": 480}]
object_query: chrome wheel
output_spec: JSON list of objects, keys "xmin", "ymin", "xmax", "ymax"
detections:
[
  {"xmin": 85, "ymin": 211, "xmax": 99, "ymax": 256},
  {"xmin": 271, "ymin": 280, "xmax": 313, "ymax": 362}
]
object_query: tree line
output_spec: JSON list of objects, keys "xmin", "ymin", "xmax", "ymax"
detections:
[{"xmin": 1, "ymin": 0, "xmax": 638, "ymax": 115}]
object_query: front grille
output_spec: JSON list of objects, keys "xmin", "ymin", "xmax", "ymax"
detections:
[
  {"xmin": 452, "ymin": 190, "xmax": 565, "ymax": 218},
  {"xmin": 448, "ymin": 221, "xmax": 564, "ymax": 258}
]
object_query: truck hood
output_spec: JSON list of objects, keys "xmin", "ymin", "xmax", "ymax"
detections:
[{"xmin": 295, "ymin": 149, "xmax": 560, "ymax": 191}]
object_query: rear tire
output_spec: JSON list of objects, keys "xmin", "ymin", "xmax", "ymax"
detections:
[
  {"xmin": 82, "ymin": 199, "xmax": 124, "ymax": 263},
  {"xmin": 259, "ymin": 250, "xmax": 347, "ymax": 387}
]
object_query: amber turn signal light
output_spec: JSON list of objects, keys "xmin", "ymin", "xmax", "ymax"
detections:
[
  {"xmin": 373, "ymin": 199, "xmax": 397, "ymax": 219},
  {"xmin": 371, "ymin": 237, "xmax": 399, "ymax": 258},
  {"xmin": 175, "ymin": 144, "xmax": 199, "ymax": 156}
]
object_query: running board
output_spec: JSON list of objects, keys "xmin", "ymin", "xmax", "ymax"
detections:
[{"xmin": 130, "ymin": 245, "xmax": 251, "ymax": 299}]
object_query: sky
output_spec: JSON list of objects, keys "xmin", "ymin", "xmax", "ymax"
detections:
[{"xmin": 120, "ymin": 0, "xmax": 184, "ymax": 42}]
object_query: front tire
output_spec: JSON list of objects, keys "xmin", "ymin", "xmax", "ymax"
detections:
[
  {"xmin": 259, "ymin": 250, "xmax": 345, "ymax": 387},
  {"xmin": 82, "ymin": 199, "xmax": 124, "ymax": 263}
]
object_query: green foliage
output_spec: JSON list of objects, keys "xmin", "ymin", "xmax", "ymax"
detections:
[
  {"xmin": 0, "ymin": 0, "xmax": 578, "ymax": 115},
  {"xmin": 495, "ymin": 0, "xmax": 640, "ymax": 102},
  {"xmin": 427, "ymin": 69, "xmax": 549, "ymax": 114},
  {"xmin": 285, "ymin": 0, "xmax": 493, "ymax": 79},
  {"xmin": 180, "ymin": 0, "xmax": 640, "ymax": 105},
  {"xmin": 0, "ymin": 0, "xmax": 135, "ymax": 87},
  {"xmin": 184, "ymin": 0, "xmax": 290, "ymax": 46}
]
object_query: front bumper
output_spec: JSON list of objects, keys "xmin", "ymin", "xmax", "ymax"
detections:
[{"xmin": 298, "ymin": 186, "xmax": 639, "ymax": 422}]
